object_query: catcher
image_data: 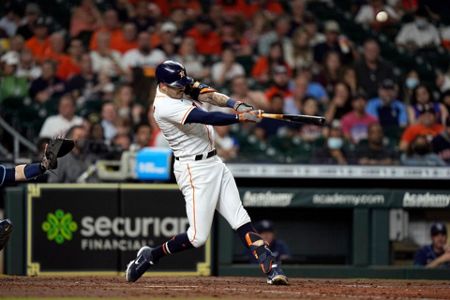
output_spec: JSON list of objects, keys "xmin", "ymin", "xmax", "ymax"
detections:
[{"xmin": 0, "ymin": 138, "xmax": 74, "ymax": 251}]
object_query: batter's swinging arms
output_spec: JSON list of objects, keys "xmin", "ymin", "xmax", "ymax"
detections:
[{"xmin": 126, "ymin": 60, "xmax": 288, "ymax": 285}]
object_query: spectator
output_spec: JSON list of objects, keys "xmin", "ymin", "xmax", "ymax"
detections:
[
  {"xmin": 70, "ymin": 0, "xmax": 102, "ymax": 38},
  {"xmin": 402, "ymin": 69, "xmax": 420, "ymax": 103},
  {"xmin": 25, "ymin": 16, "xmax": 52, "ymax": 62},
  {"xmin": 396, "ymin": 9, "xmax": 440, "ymax": 50},
  {"xmin": 131, "ymin": 0, "xmax": 156, "ymax": 33},
  {"xmin": 187, "ymin": 16, "xmax": 222, "ymax": 56},
  {"xmin": 432, "ymin": 117, "xmax": 450, "ymax": 164},
  {"xmin": 341, "ymin": 94, "xmax": 378, "ymax": 144},
  {"xmin": 265, "ymin": 65, "xmax": 292, "ymax": 102},
  {"xmin": 220, "ymin": 21, "xmax": 251, "ymax": 57},
  {"xmin": 342, "ymin": 66, "xmax": 358, "ymax": 95},
  {"xmin": 112, "ymin": 133, "xmax": 131, "ymax": 151},
  {"xmin": 2, "ymin": 35, "xmax": 25, "ymax": 61},
  {"xmin": 16, "ymin": 48, "xmax": 42, "ymax": 80},
  {"xmin": 89, "ymin": 9, "xmax": 122, "ymax": 51},
  {"xmin": 324, "ymin": 82, "xmax": 353, "ymax": 123},
  {"xmin": 355, "ymin": 39, "xmax": 394, "ymax": 99},
  {"xmin": 312, "ymin": 123, "xmax": 349, "ymax": 165},
  {"xmin": 257, "ymin": 94, "xmax": 293, "ymax": 138},
  {"xmin": 401, "ymin": 135, "xmax": 445, "ymax": 166},
  {"xmin": 407, "ymin": 84, "xmax": 448, "ymax": 125},
  {"xmin": 67, "ymin": 38, "xmax": 85, "ymax": 67},
  {"xmin": 299, "ymin": 97, "xmax": 322, "ymax": 143},
  {"xmin": 366, "ymin": 79, "xmax": 408, "ymax": 128},
  {"xmin": 252, "ymin": 41, "xmax": 290, "ymax": 84},
  {"xmin": 257, "ymin": 16, "xmax": 292, "ymax": 57},
  {"xmin": 48, "ymin": 125, "xmax": 97, "ymax": 183},
  {"xmin": 29, "ymin": 60, "xmax": 65, "ymax": 103},
  {"xmin": 0, "ymin": 5, "xmax": 20, "ymax": 37},
  {"xmin": 289, "ymin": 0, "xmax": 306, "ymax": 35},
  {"xmin": 151, "ymin": 21, "xmax": 178, "ymax": 56},
  {"xmin": 414, "ymin": 223, "xmax": 450, "ymax": 268},
  {"xmin": 101, "ymin": 101, "xmax": 118, "ymax": 143},
  {"xmin": 89, "ymin": 122, "xmax": 105, "ymax": 143},
  {"xmin": 17, "ymin": 3, "xmax": 41, "ymax": 40},
  {"xmin": 285, "ymin": 28, "xmax": 314, "ymax": 71},
  {"xmin": 114, "ymin": 22, "xmax": 138, "ymax": 54},
  {"xmin": 123, "ymin": 31, "xmax": 166, "ymax": 69},
  {"xmin": 230, "ymin": 75, "xmax": 269, "ymax": 111},
  {"xmin": 435, "ymin": 69, "xmax": 450, "ymax": 94},
  {"xmin": 174, "ymin": 37, "xmax": 206, "ymax": 80},
  {"xmin": 291, "ymin": 69, "xmax": 328, "ymax": 104},
  {"xmin": 90, "ymin": 32, "xmax": 124, "ymax": 77},
  {"xmin": 214, "ymin": 125, "xmax": 238, "ymax": 161},
  {"xmin": 131, "ymin": 123, "xmax": 151, "ymax": 150},
  {"xmin": 44, "ymin": 32, "xmax": 81, "ymax": 80},
  {"xmin": 39, "ymin": 94, "xmax": 84, "ymax": 138},
  {"xmin": 315, "ymin": 51, "xmax": 342, "ymax": 95},
  {"xmin": 66, "ymin": 53, "xmax": 98, "ymax": 104},
  {"xmin": 303, "ymin": 13, "xmax": 325, "ymax": 48},
  {"xmin": 355, "ymin": 0, "xmax": 399, "ymax": 29},
  {"xmin": 400, "ymin": 108, "xmax": 444, "ymax": 152},
  {"xmin": 442, "ymin": 91, "xmax": 450, "ymax": 116},
  {"xmin": 114, "ymin": 84, "xmax": 144, "ymax": 125},
  {"xmin": 211, "ymin": 47, "xmax": 245, "ymax": 87},
  {"xmin": 313, "ymin": 20, "xmax": 353, "ymax": 64},
  {"xmin": 0, "ymin": 55, "xmax": 28, "ymax": 103},
  {"xmin": 356, "ymin": 123, "xmax": 397, "ymax": 165},
  {"xmin": 249, "ymin": 220, "xmax": 291, "ymax": 264}
]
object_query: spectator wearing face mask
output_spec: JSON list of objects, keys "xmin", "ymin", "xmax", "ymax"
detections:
[
  {"xmin": 401, "ymin": 135, "xmax": 445, "ymax": 166},
  {"xmin": 312, "ymin": 122, "xmax": 349, "ymax": 165},
  {"xmin": 396, "ymin": 9, "xmax": 440, "ymax": 50},
  {"xmin": 402, "ymin": 70, "xmax": 420, "ymax": 103}
]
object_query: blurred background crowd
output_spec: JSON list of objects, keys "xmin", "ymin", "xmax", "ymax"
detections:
[{"xmin": 1, "ymin": 0, "xmax": 450, "ymax": 170}]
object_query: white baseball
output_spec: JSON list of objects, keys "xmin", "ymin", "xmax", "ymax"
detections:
[{"xmin": 375, "ymin": 11, "xmax": 388, "ymax": 22}]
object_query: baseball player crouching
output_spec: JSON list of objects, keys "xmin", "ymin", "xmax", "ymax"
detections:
[
  {"xmin": 126, "ymin": 60, "xmax": 288, "ymax": 285},
  {"xmin": 0, "ymin": 139, "xmax": 74, "ymax": 251}
]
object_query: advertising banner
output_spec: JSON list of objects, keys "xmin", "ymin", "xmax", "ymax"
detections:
[
  {"xmin": 240, "ymin": 188, "xmax": 450, "ymax": 208},
  {"xmin": 135, "ymin": 148, "xmax": 172, "ymax": 180},
  {"xmin": 27, "ymin": 184, "xmax": 210, "ymax": 276}
]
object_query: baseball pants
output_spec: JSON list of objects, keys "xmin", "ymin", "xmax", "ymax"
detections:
[{"xmin": 174, "ymin": 155, "xmax": 251, "ymax": 248}]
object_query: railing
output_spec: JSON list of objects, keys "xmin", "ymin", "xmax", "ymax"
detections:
[{"xmin": 0, "ymin": 116, "xmax": 37, "ymax": 162}]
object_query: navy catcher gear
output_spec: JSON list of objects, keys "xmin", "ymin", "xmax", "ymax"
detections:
[{"xmin": 156, "ymin": 60, "xmax": 194, "ymax": 89}]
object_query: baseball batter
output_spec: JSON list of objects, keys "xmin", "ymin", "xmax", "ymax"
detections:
[{"xmin": 126, "ymin": 60, "xmax": 288, "ymax": 285}]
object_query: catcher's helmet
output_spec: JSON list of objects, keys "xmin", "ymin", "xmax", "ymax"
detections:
[{"xmin": 156, "ymin": 60, "xmax": 194, "ymax": 88}]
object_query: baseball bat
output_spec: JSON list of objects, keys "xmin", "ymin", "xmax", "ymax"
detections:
[{"xmin": 258, "ymin": 111, "xmax": 326, "ymax": 126}]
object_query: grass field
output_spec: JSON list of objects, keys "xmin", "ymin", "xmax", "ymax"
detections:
[{"xmin": 1, "ymin": 275, "xmax": 450, "ymax": 299}]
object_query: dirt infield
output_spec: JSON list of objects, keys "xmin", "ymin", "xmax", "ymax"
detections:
[{"xmin": 1, "ymin": 275, "xmax": 450, "ymax": 299}]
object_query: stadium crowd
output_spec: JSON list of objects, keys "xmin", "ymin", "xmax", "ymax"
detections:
[{"xmin": 1, "ymin": 0, "xmax": 450, "ymax": 171}]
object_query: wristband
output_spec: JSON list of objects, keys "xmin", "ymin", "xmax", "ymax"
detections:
[
  {"xmin": 226, "ymin": 98, "xmax": 237, "ymax": 109},
  {"xmin": 24, "ymin": 163, "xmax": 45, "ymax": 179}
]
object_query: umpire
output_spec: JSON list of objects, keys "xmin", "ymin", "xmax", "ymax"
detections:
[{"xmin": 0, "ymin": 138, "xmax": 74, "ymax": 251}]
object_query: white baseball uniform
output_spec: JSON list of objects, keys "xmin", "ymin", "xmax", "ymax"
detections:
[{"xmin": 153, "ymin": 87, "xmax": 251, "ymax": 248}]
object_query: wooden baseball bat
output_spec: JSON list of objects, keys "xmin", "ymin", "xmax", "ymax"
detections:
[{"xmin": 258, "ymin": 111, "xmax": 326, "ymax": 126}]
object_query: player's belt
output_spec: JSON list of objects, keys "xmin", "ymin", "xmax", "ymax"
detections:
[{"xmin": 175, "ymin": 149, "xmax": 217, "ymax": 161}]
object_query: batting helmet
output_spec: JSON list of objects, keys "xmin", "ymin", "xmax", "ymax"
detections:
[{"xmin": 155, "ymin": 60, "xmax": 194, "ymax": 89}]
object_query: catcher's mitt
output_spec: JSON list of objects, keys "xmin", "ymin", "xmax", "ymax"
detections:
[{"xmin": 41, "ymin": 138, "xmax": 75, "ymax": 170}]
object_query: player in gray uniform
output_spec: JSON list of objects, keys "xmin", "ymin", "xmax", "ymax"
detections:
[{"xmin": 126, "ymin": 60, "xmax": 288, "ymax": 285}]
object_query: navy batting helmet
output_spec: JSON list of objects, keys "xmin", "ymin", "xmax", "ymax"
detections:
[{"xmin": 155, "ymin": 60, "xmax": 194, "ymax": 89}]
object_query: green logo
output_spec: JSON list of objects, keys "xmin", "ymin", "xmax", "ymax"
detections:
[{"xmin": 42, "ymin": 209, "xmax": 78, "ymax": 245}]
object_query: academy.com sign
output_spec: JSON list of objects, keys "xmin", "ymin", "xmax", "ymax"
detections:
[{"xmin": 312, "ymin": 193, "xmax": 385, "ymax": 206}]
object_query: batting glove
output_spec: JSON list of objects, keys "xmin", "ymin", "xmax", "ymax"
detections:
[
  {"xmin": 234, "ymin": 101, "xmax": 254, "ymax": 113},
  {"xmin": 238, "ymin": 110, "xmax": 263, "ymax": 123}
]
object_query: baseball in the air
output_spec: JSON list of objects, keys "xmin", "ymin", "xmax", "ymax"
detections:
[{"xmin": 375, "ymin": 11, "xmax": 388, "ymax": 22}]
